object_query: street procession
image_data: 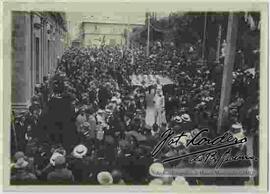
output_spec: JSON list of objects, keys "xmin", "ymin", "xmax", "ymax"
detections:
[{"xmin": 9, "ymin": 11, "xmax": 260, "ymax": 186}]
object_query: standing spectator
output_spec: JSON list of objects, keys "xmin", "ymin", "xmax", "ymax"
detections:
[
  {"xmin": 68, "ymin": 144, "xmax": 91, "ymax": 184},
  {"xmin": 47, "ymin": 155, "xmax": 74, "ymax": 184},
  {"xmin": 11, "ymin": 157, "xmax": 37, "ymax": 184}
]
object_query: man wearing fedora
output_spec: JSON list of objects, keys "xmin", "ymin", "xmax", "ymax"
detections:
[
  {"xmin": 47, "ymin": 155, "xmax": 74, "ymax": 184},
  {"xmin": 68, "ymin": 144, "xmax": 93, "ymax": 184},
  {"xmin": 11, "ymin": 157, "xmax": 37, "ymax": 184}
]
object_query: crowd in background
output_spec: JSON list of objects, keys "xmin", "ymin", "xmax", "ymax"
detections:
[{"xmin": 10, "ymin": 41, "xmax": 259, "ymax": 185}]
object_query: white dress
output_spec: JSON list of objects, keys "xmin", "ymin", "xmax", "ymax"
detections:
[
  {"xmin": 154, "ymin": 94, "xmax": 167, "ymax": 126},
  {"xmin": 145, "ymin": 89, "xmax": 157, "ymax": 127}
]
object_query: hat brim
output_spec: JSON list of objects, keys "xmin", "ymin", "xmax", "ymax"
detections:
[
  {"xmin": 97, "ymin": 173, "xmax": 113, "ymax": 185},
  {"xmin": 181, "ymin": 115, "xmax": 191, "ymax": 122},
  {"xmin": 175, "ymin": 120, "xmax": 182, "ymax": 123},
  {"xmin": 15, "ymin": 160, "xmax": 29, "ymax": 169}
]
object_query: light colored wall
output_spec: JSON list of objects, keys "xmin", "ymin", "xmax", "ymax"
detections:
[
  {"xmin": 82, "ymin": 22, "xmax": 143, "ymax": 47},
  {"xmin": 11, "ymin": 12, "xmax": 32, "ymax": 111},
  {"xmin": 84, "ymin": 34, "xmax": 125, "ymax": 47},
  {"xmin": 66, "ymin": 12, "xmax": 146, "ymax": 41}
]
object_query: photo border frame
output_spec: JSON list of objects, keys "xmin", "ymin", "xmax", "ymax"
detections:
[{"xmin": 1, "ymin": 0, "xmax": 268, "ymax": 192}]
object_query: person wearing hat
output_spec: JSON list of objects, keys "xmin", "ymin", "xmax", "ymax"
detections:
[
  {"xmin": 149, "ymin": 178, "xmax": 163, "ymax": 185},
  {"xmin": 78, "ymin": 122, "xmax": 92, "ymax": 141},
  {"xmin": 181, "ymin": 113, "xmax": 191, "ymax": 123},
  {"xmin": 119, "ymin": 139, "xmax": 153, "ymax": 185},
  {"xmin": 179, "ymin": 113, "xmax": 195, "ymax": 132},
  {"xmin": 171, "ymin": 176, "xmax": 189, "ymax": 186},
  {"xmin": 14, "ymin": 114, "xmax": 28, "ymax": 152},
  {"xmin": 111, "ymin": 169, "xmax": 125, "ymax": 185},
  {"xmin": 212, "ymin": 122, "xmax": 250, "ymax": 185},
  {"xmin": 68, "ymin": 144, "xmax": 93, "ymax": 183},
  {"xmin": 149, "ymin": 162, "xmax": 164, "ymax": 177},
  {"xmin": 97, "ymin": 171, "xmax": 113, "ymax": 185},
  {"xmin": 38, "ymin": 144, "xmax": 64, "ymax": 173},
  {"xmin": 40, "ymin": 76, "xmax": 50, "ymax": 108},
  {"xmin": 173, "ymin": 116, "xmax": 182, "ymax": 124},
  {"xmin": 230, "ymin": 123, "xmax": 246, "ymax": 145},
  {"xmin": 11, "ymin": 157, "xmax": 37, "ymax": 183},
  {"xmin": 47, "ymin": 155, "xmax": 74, "ymax": 184},
  {"xmin": 75, "ymin": 107, "xmax": 88, "ymax": 132},
  {"xmin": 33, "ymin": 83, "xmax": 44, "ymax": 108},
  {"xmin": 13, "ymin": 151, "xmax": 25, "ymax": 162}
]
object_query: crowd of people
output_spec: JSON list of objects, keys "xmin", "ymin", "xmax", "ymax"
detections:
[{"xmin": 10, "ymin": 41, "xmax": 259, "ymax": 185}]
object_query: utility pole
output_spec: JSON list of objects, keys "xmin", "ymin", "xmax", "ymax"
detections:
[
  {"xmin": 146, "ymin": 12, "xmax": 150, "ymax": 57},
  {"xmin": 126, "ymin": 15, "xmax": 130, "ymax": 49},
  {"xmin": 201, "ymin": 12, "xmax": 207, "ymax": 64},
  {"xmin": 216, "ymin": 24, "xmax": 222, "ymax": 63},
  {"xmin": 217, "ymin": 13, "xmax": 239, "ymax": 133},
  {"xmin": 215, "ymin": 24, "xmax": 222, "ymax": 63}
]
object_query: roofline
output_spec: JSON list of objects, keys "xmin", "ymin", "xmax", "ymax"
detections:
[
  {"xmin": 82, "ymin": 32, "xmax": 125, "ymax": 36},
  {"xmin": 81, "ymin": 21, "xmax": 145, "ymax": 26}
]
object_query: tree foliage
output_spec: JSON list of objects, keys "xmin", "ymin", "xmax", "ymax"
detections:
[{"xmin": 130, "ymin": 11, "xmax": 260, "ymax": 61}]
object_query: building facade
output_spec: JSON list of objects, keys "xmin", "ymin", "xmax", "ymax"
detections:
[
  {"xmin": 71, "ymin": 38, "xmax": 81, "ymax": 48},
  {"xmin": 80, "ymin": 21, "xmax": 144, "ymax": 47},
  {"xmin": 11, "ymin": 12, "xmax": 67, "ymax": 112}
]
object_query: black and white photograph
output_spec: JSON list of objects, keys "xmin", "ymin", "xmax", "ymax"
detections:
[{"xmin": 2, "ymin": 1, "xmax": 268, "ymax": 191}]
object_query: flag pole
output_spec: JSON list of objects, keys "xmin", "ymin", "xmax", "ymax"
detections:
[
  {"xmin": 216, "ymin": 24, "xmax": 222, "ymax": 63},
  {"xmin": 202, "ymin": 12, "xmax": 207, "ymax": 64},
  {"xmin": 146, "ymin": 12, "xmax": 150, "ymax": 57}
]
